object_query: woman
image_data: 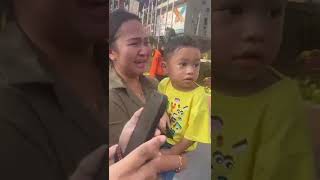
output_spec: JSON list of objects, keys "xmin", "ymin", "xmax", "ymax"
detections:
[
  {"xmin": 108, "ymin": 9, "xmax": 187, "ymax": 175},
  {"xmin": 109, "ymin": 9, "xmax": 165, "ymax": 144}
]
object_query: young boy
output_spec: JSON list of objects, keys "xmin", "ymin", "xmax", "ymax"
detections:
[
  {"xmin": 158, "ymin": 36, "xmax": 211, "ymax": 179},
  {"xmin": 212, "ymin": 0, "xmax": 316, "ymax": 179}
]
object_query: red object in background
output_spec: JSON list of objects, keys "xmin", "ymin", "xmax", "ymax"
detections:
[{"xmin": 149, "ymin": 49, "xmax": 165, "ymax": 77}]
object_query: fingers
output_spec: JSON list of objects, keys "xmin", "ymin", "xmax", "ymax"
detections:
[
  {"xmin": 159, "ymin": 112, "xmax": 170, "ymax": 133},
  {"xmin": 149, "ymin": 154, "xmax": 188, "ymax": 173},
  {"xmin": 154, "ymin": 129, "xmax": 161, "ymax": 136},
  {"xmin": 127, "ymin": 107, "xmax": 144, "ymax": 126},
  {"xmin": 71, "ymin": 145, "xmax": 107, "ymax": 179},
  {"xmin": 109, "ymin": 145, "xmax": 118, "ymax": 159},
  {"xmin": 119, "ymin": 108, "xmax": 144, "ymax": 151},
  {"xmin": 114, "ymin": 136, "xmax": 166, "ymax": 173},
  {"xmin": 133, "ymin": 154, "xmax": 187, "ymax": 180},
  {"xmin": 109, "ymin": 145, "xmax": 118, "ymax": 165},
  {"xmin": 133, "ymin": 161, "xmax": 159, "ymax": 180}
]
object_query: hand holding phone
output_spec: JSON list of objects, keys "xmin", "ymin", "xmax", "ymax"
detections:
[{"xmin": 124, "ymin": 92, "xmax": 168, "ymax": 156}]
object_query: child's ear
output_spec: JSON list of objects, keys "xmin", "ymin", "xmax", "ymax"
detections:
[{"xmin": 161, "ymin": 61, "xmax": 168, "ymax": 75}]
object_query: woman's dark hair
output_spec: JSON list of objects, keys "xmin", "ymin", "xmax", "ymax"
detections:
[
  {"xmin": 164, "ymin": 35, "xmax": 199, "ymax": 61},
  {"xmin": 109, "ymin": 9, "xmax": 140, "ymax": 47}
]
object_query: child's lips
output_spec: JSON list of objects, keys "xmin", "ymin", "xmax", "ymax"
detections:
[
  {"xmin": 232, "ymin": 53, "xmax": 264, "ymax": 67},
  {"xmin": 183, "ymin": 78, "xmax": 194, "ymax": 82}
]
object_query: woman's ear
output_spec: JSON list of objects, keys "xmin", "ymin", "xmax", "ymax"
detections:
[{"xmin": 109, "ymin": 49, "xmax": 118, "ymax": 62}]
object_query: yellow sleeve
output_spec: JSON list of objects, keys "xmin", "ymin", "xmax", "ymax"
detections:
[
  {"xmin": 158, "ymin": 77, "xmax": 169, "ymax": 94},
  {"xmin": 184, "ymin": 89, "xmax": 211, "ymax": 144}
]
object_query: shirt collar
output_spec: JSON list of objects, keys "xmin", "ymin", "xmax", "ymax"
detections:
[
  {"xmin": 0, "ymin": 22, "xmax": 54, "ymax": 85},
  {"xmin": 109, "ymin": 64, "xmax": 157, "ymax": 91}
]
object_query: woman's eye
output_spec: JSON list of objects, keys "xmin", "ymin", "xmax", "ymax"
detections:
[{"xmin": 129, "ymin": 42, "xmax": 139, "ymax": 46}]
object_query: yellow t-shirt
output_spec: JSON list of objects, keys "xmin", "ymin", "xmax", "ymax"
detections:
[
  {"xmin": 212, "ymin": 75, "xmax": 316, "ymax": 180},
  {"xmin": 158, "ymin": 78, "xmax": 211, "ymax": 152}
]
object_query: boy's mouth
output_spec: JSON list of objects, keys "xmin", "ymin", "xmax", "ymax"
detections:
[
  {"xmin": 183, "ymin": 77, "xmax": 194, "ymax": 82},
  {"xmin": 232, "ymin": 51, "xmax": 264, "ymax": 67}
]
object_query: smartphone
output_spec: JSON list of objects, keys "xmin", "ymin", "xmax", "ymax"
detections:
[{"xmin": 124, "ymin": 92, "xmax": 168, "ymax": 156}]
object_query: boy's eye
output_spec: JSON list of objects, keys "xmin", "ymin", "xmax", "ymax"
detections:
[
  {"xmin": 194, "ymin": 63, "xmax": 200, "ymax": 68},
  {"xmin": 179, "ymin": 62, "xmax": 187, "ymax": 67}
]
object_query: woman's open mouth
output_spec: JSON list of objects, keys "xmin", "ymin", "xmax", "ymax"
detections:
[{"xmin": 135, "ymin": 61, "xmax": 147, "ymax": 69}]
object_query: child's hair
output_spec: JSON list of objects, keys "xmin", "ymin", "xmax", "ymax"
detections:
[
  {"xmin": 164, "ymin": 35, "xmax": 198, "ymax": 61},
  {"xmin": 109, "ymin": 9, "xmax": 140, "ymax": 47}
]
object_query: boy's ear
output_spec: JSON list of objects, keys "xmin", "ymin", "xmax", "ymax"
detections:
[{"xmin": 161, "ymin": 61, "xmax": 168, "ymax": 75}]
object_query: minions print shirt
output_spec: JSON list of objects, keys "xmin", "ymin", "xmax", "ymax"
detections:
[{"xmin": 158, "ymin": 78, "xmax": 211, "ymax": 152}]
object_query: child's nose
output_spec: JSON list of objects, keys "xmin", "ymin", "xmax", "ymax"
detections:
[
  {"xmin": 186, "ymin": 66, "xmax": 196, "ymax": 75},
  {"xmin": 241, "ymin": 16, "xmax": 266, "ymax": 44}
]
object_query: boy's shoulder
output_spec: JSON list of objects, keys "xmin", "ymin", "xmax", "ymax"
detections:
[
  {"xmin": 158, "ymin": 77, "xmax": 170, "ymax": 87},
  {"xmin": 267, "ymin": 67, "xmax": 300, "ymax": 94}
]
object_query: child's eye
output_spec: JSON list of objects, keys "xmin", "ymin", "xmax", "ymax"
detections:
[
  {"xmin": 194, "ymin": 63, "xmax": 200, "ymax": 68},
  {"xmin": 179, "ymin": 62, "xmax": 187, "ymax": 67}
]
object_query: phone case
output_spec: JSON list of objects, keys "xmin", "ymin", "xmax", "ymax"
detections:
[{"xmin": 124, "ymin": 92, "xmax": 168, "ymax": 156}]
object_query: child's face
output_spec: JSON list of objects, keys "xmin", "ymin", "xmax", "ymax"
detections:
[
  {"xmin": 212, "ymin": 0, "xmax": 287, "ymax": 81},
  {"xmin": 166, "ymin": 47, "xmax": 201, "ymax": 90}
]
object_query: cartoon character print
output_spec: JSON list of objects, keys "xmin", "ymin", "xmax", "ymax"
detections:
[
  {"xmin": 212, "ymin": 115, "xmax": 248, "ymax": 180},
  {"xmin": 167, "ymin": 97, "xmax": 189, "ymax": 138}
]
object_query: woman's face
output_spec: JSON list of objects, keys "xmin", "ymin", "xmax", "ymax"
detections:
[{"xmin": 110, "ymin": 20, "xmax": 151, "ymax": 77}]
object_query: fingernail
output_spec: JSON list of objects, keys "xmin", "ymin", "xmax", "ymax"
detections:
[{"xmin": 159, "ymin": 135, "xmax": 166, "ymax": 143}]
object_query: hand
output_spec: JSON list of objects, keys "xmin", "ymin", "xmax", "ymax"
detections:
[
  {"xmin": 70, "ymin": 145, "xmax": 107, "ymax": 180},
  {"xmin": 118, "ymin": 108, "xmax": 161, "ymax": 153},
  {"xmin": 158, "ymin": 112, "xmax": 170, "ymax": 133},
  {"xmin": 109, "ymin": 136, "xmax": 186, "ymax": 180},
  {"xmin": 160, "ymin": 149, "xmax": 172, "ymax": 156}
]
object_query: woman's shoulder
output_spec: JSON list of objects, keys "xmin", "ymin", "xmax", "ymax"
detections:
[{"xmin": 143, "ymin": 75, "xmax": 160, "ymax": 89}]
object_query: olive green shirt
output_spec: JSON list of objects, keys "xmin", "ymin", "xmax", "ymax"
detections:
[
  {"xmin": 0, "ymin": 22, "xmax": 107, "ymax": 179},
  {"xmin": 109, "ymin": 65, "xmax": 158, "ymax": 145}
]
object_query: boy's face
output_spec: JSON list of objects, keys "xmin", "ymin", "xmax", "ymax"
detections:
[
  {"xmin": 212, "ymin": 0, "xmax": 287, "ymax": 81},
  {"xmin": 166, "ymin": 47, "xmax": 201, "ymax": 90}
]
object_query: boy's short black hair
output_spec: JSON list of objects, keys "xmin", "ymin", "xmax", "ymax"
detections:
[{"xmin": 164, "ymin": 35, "xmax": 199, "ymax": 61}]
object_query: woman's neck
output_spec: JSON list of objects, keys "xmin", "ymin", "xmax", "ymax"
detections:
[{"xmin": 113, "ymin": 64, "xmax": 140, "ymax": 84}]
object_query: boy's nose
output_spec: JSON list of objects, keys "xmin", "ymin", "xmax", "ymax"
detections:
[
  {"xmin": 242, "ymin": 16, "xmax": 266, "ymax": 44},
  {"xmin": 186, "ymin": 67, "xmax": 196, "ymax": 75}
]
